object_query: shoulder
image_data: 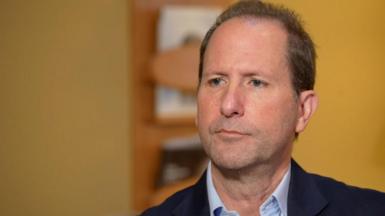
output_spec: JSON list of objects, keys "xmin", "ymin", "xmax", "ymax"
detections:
[
  {"xmin": 290, "ymin": 160, "xmax": 385, "ymax": 215},
  {"xmin": 309, "ymin": 172, "xmax": 385, "ymax": 214},
  {"xmin": 140, "ymin": 172, "xmax": 209, "ymax": 216},
  {"xmin": 310, "ymin": 172, "xmax": 385, "ymax": 200},
  {"xmin": 140, "ymin": 185, "xmax": 196, "ymax": 216}
]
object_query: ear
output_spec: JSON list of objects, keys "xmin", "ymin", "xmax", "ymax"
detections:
[{"xmin": 295, "ymin": 90, "xmax": 318, "ymax": 133}]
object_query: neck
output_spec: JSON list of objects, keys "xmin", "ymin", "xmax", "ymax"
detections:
[{"xmin": 211, "ymin": 158, "xmax": 290, "ymax": 215}]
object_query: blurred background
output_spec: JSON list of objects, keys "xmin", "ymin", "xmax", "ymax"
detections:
[{"xmin": 1, "ymin": 0, "xmax": 384, "ymax": 215}]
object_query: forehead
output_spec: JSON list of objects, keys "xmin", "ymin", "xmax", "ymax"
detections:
[
  {"xmin": 204, "ymin": 17, "xmax": 289, "ymax": 71},
  {"xmin": 208, "ymin": 17, "xmax": 288, "ymax": 56}
]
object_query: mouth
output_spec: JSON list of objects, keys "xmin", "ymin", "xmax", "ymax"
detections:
[{"xmin": 215, "ymin": 129, "xmax": 249, "ymax": 136}]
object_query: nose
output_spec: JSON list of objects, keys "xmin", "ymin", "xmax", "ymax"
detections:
[{"xmin": 220, "ymin": 85, "xmax": 244, "ymax": 118}]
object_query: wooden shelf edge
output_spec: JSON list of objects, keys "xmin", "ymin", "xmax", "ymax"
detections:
[{"xmin": 153, "ymin": 115, "xmax": 196, "ymax": 126}]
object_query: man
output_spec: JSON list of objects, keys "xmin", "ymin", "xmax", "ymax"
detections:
[{"xmin": 141, "ymin": 1, "xmax": 385, "ymax": 215}]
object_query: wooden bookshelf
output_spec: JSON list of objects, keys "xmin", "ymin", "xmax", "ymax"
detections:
[{"xmin": 131, "ymin": 0, "xmax": 227, "ymax": 212}]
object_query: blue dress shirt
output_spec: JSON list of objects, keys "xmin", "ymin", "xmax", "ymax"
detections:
[{"xmin": 206, "ymin": 161, "xmax": 291, "ymax": 216}]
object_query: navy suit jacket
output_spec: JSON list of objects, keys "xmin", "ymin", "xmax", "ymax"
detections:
[{"xmin": 141, "ymin": 160, "xmax": 385, "ymax": 215}]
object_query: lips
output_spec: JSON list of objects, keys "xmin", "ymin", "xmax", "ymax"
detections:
[
  {"xmin": 215, "ymin": 129, "xmax": 250, "ymax": 136},
  {"xmin": 213, "ymin": 129, "xmax": 250, "ymax": 143},
  {"xmin": 216, "ymin": 129, "xmax": 247, "ymax": 135},
  {"xmin": 208, "ymin": 119, "xmax": 255, "ymax": 138}
]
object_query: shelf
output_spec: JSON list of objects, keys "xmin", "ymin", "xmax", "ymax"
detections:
[
  {"xmin": 148, "ymin": 176, "xmax": 199, "ymax": 206},
  {"xmin": 154, "ymin": 115, "xmax": 196, "ymax": 126},
  {"xmin": 132, "ymin": 0, "xmax": 228, "ymax": 211},
  {"xmin": 151, "ymin": 42, "xmax": 200, "ymax": 92}
]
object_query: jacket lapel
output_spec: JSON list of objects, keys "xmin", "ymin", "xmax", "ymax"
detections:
[
  {"xmin": 172, "ymin": 172, "xmax": 210, "ymax": 216},
  {"xmin": 171, "ymin": 160, "xmax": 329, "ymax": 216},
  {"xmin": 288, "ymin": 160, "xmax": 328, "ymax": 216}
]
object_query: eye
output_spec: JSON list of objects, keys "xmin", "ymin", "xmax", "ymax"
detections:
[
  {"xmin": 250, "ymin": 79, "xmax": 265, "ymax": 87},
  {"xmin": 208, "ymin": 77, "xmax": 224, "ymax": 87}
]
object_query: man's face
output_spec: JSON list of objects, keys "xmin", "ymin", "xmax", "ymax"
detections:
[{"xmin": 197, "ymin": 18, "xmax": 304, "ymax": 170}]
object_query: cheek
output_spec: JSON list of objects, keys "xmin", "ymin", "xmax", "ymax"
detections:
[
  {"xmin": 197, "ymin": 98, "xmax": 209, "ymax": 131},
  {"xmin": 245, "ymin": 105, "xmax": 276, "ymax": 133},
  {"xmin": 246, "ymin": 95, "xmax": 298, "ymax": 129},
  {"xmin": 197, "ymin": 94, "xmax": 217, "ymax": 148},
  {"xmin": 197, "ymin": 92, "xmax": 219, "ymax": 124}
]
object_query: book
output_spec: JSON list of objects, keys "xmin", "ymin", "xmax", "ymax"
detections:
[{"xmin": 156, "ymin": 134, "xmax": 208, "ymax": 188}]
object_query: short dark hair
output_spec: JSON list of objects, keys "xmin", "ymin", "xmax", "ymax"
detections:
[{"xmin": 198, "ymin": 0, "xmax": 316, "ymax": 95}]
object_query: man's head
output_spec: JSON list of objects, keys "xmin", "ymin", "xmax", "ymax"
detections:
[
  {"xmin": 196, "ymin": 0, "xmax": 318, "ymax": 171},
  {"xmin": 199, "ymin": 0, "xmax": 316, "ymax": 95}
]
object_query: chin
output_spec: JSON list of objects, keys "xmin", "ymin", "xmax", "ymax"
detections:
[{"xmin": 210, "ymin": 152, "xmax": 266, "ymax": 171}]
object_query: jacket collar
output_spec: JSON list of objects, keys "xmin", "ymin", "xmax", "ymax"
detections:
[
  {"xmin": 172, "ymin": 171, "xmax": 210, "ymax": 216},
  {"xmin": 171, "ymin": 160, "xmax": 328, "ymax": 216},
  {"xmin": 288, "ymin": 160, "xmax": 328, "ymax": 216}
]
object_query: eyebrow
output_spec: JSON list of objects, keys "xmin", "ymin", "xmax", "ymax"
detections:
[
  {"xmin": 203, "ymin": 69, "xmax": 271, "ymax": 80},
  {"xmin": 204, "ymin": 70, "xmax": 264, "ymax": 75},
  {"xmin": 241, "ymin": 71, "xmax": 263, "ymax": 77},
  {"xmin": 202, "ymin": 71, "xmax": 227, "ymax": 78},
  {"xmin": 236, "ymin": 71, "xmax": 268, "ymax": 79}
]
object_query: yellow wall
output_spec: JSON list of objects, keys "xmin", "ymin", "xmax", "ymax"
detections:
[
  {"xmin": 0, "ymin": 0, "xmax": 131, "ymax": 215},
  {"xmin": 1, "ymin": 0, "xmax": 384, "ymax": 214},
  {"xmin": 268, "ymin": 0, "xmax": 385, "ymax": 191}
]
